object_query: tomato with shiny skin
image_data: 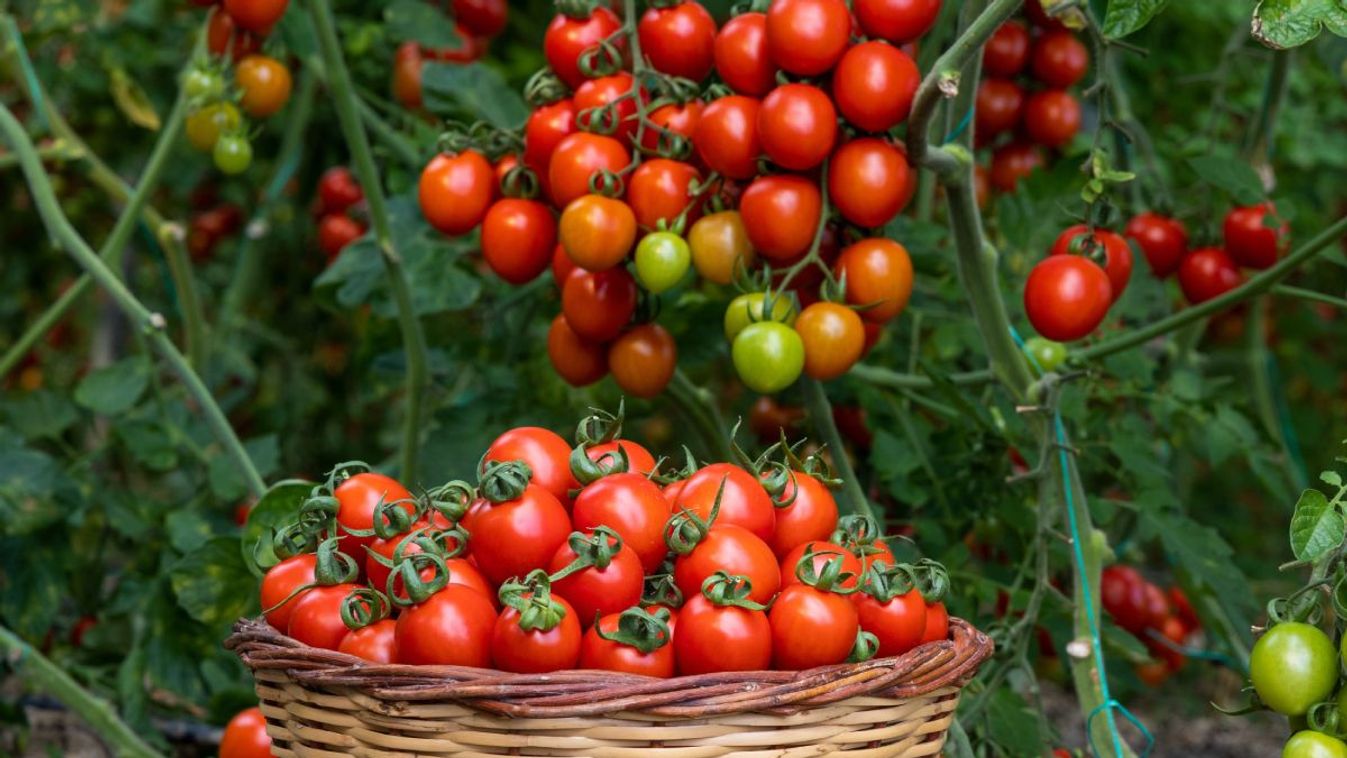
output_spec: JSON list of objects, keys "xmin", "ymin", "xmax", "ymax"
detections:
[
  {"xmin": 714, "ymin": 12, "xmax": 776, "ymax": 96},
  {"xmin": 771, "ymin": 583, "xmax": 859, "ymax": 670},
  {"xmin": 572, "ymin": 472, "xmax": 671, "ymax": 572},
  {"xmin": 832, "ymin": 41, "xmax": 920, "ymax": 134},
  {"xmin": 974, "ymin": 79, "xmax": 1024, "ymax": 138},
  {"xmin": 1023, "ymin": 90, "xmax": 1081, "ymax": 149},
  {"xmin": 547, "ymin": 315, "xmax": 608, "ymax": 387},
  {"xmin": 452, "ymin": 0, "xmax": 507, "ymax": 38},
  {"xmin": 260, "ymin": 553, "xmax": 317, "ymax": 631},
  {"xmin": 628, "ymin": 159, "xmax": 701, "ymax": 231},
  {"xmin": 484, "ymin": 427, "xmax": 577, "ymax": 509},
  {"xmin": 739, "ymin": 175, "xmax": 822, "ymax": 263},
  {"xmin": 562, "ymin": 268, "xmax": 638, "ymax": 342},
  {"xmin": 1031, "ymin": 30, "xmax": 1089, "ymax": 89},
  {"xmin": 464, "ymin": 484, "xmax": 571, "ymax": 587},
  {"xmin": 492, "ymin": 595, "xmax": 582, "ymax": 673},
  {"xmin": 319, "ymin": 166, "xmax": 362, "ymax": 214},
  {"xmin": 1024, "ymin": 256, "xmax": 1112, "ymax": 342},
  {"xmin": 334, "ymin": 472, "xmax": 415, "ymax": 558},
  {"xmin": 395, "ymin": 584, "xmax": 497, "ymax": 666},
  {"xmin": 318, "ymin": 214, "xmax": 364, "ymax": 261},
  {"xmin": 674, "ymin": 524, "xmax": 780, "ymax": 606},
  {"xmin": 853, "ymin": 0, "xmax": 942, "ymax": 44},
  {"xmin": 574, "ymin": 73, "xmax": 642, "ymax": 146},
  {"xmin": 548, "ymin": 133, "xmax": 632, "ymax": 209},
  {"xmin": 835, "ymin": 239, "xmax": 914, "ymax": 323},
  {"xmin": 854, "ymin": 588, "xmax": 926, "ymax": 657},
  {"xmin": 586, "ymin": 440, "xmax": 659, "ymax": 476},
  {"xmin": 642, "ymin": 101, "xmax": 703, "ymax": 154},
  {"xmin": 781, "ymin": 541, "xmax": 862, "ymax": 588},
  {"xmin": 185, "ymin": 101, "xmax": 241, "ymax": 152},
  {"xmin": 608, "ymin": 324, "xmax": 677, "ymax": 398},
  {"xmin": 693, "ymin": 96, "xmax": 762, "ymax": 180},
  {"xmin": 235, "ymin": 55, "xmax": 292, "ymax": 118},
  {"xmin": 1249, "ymin": 622, "xmax": 1338, "ymax": 716},
  {"xmin": 1125, "ymin": 212, "xmax": 1188, "ymax": 277},
  {"xmin": 689, "ymin": 211, "xmax": 755, "ymax": 284},
  {"xmin": 549, "ymin": 536, "xmax": 645, "ymax": 627},
  {"xmin": 213, "ymin": 133, "xmax": 253, "ymax": 175},
  {"xmin": 559, "ymin": 194, "xmax": 637, "ymax": 272},
  {"xmin": 829, "ymin": 138, "xmax": 910, "ymax": 229},
  {"xmin": 1224, "ymin": 203, "xmax": 1286, "ymax": 270},
  {"xmin": 524, "ymin": 99, "xmax": 577, "ymax": 183},
  {"xmin": 206, "ymin": 7, "xmax": 260, "ymax": 61},
  {"xmin": 482, "ymin": 199, "xmax": 556, "ymax": 284},
  {"xmin": 758, "ymin": 83, "xmax": 837, "ymax": 170},
  {"xmin": 552, "ymin": 243, "xmax": 578, "ymax": 286},
  {"xmin": 983, "ymin": 20, "xmax": 1030, "ymax": 77},
  {"xmin": 733, "ymin": 322, "xmax": 806, "ymax": 394},
  {"xmin": 920, "ymin": 601, "xmax": 950, "ymax": 644},
  {"xmin": 989, "ymin": 142, "xmax": 1043, "ymax": 192},
  {"xmin": 770, "ymin": 473, "xmax": 839, "ymax": 557},
  {"xmin": 675, "ymin": 592, "xmax": 772, "ymax": 674},
  {"xmin": 639, "ymin": 2, "xmax": 717, "ymax": 82},
  {"xmin": 1050, "ymin": 225, "xmax": 1133, "ymax": 302},
  {"xmin": 580, "ymin": 612, "xmax": 675, "ymax": 677},
  {"xmin": 220, "ymin": 707, "xmax": 272, "ymax": 758},
  {"xmin": 1177, "ymin": 247, "xmax": 1243, "ymax": 305},
  {"xmin": 338, "ymin": 619, "xmax": 398, "ymax": 663},
  {"xmin": 796, "ymin": 302, "xmax": 865, "ymax": 381},
  {"xmin": 635, "ymin": 232, "xmax": 692, "ymax": 293},
  {"xmin": 724, "ymin": 292, "xmax": 795, "ymax": 341},
  {"xmin": 286, "ymin": 583, "xmax": 359, "ymax": 650},
  {"xmin": 764, "ymin": 0, "xmax": 850, "ymax": 76},
  {"xmin": 1024, "ymin": 336, "xmax": 1067, "ymax": 372},
  {"xmin": 1100, "ymin": 565, "xmax": 1148, "ymax": 634},
  {"xmin": 1283, "ymin": 731, "xmax": 1347, "ymax": 758},
  {"xmin": 419, "ymin": 151, "xmax": 495, "ymax": 235},
  {"xmin": 544, "ymin": 6, "xmax": 624, "ymax": 89},
  {"xmin": 674, "ymin": 463, "xmax": 776, "ymax": 540},
  {"xmin": 222, "ymin": 0, "xmax": 287, "ymax": 34}
]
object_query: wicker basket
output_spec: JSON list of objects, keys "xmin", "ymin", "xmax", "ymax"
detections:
[{"xmin": 227, "ymin": 616, "xmax": 991, "ymax": 757}]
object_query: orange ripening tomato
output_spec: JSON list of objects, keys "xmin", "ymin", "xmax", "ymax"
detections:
[
  {"xmin": 835, "ymin": 239, "xmax": 914, "ymax": 323},
  {"xmin": 235, "ymin": 55, "xmax": 292, "ymax": 118},
  {"xmin": 418, "ymin": 151, "xmax": 495, "ymax": 235},
  {"xmin": 608, "ymin": 323, "xmax": 677, "ymax": 398},
  {"xmin": 796, "ymin": 302, "xmax": 866, "ymax": 380},
  {"xmin": 627, "ymin": 159, "xmax": 701, "ymax": 231},
  {"xmin": 560, "ymin": 194, "xmax": 638, "ymax": 272},
  {"xmin": 548, "ymin": 315, "xmax": 608, "ymax": 387}
]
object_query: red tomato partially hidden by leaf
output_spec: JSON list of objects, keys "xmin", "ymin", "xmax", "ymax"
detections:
[
  {"xmin": 780, "ymin": 541, "xmax": 863, "ymax": 589},
  {"xmin": 1023, "ymin": 255, "xmax": 1112, "ymax": 342},
  {"xmin": 1224, "ymin": 203, "xmax": 1287, "ymax": 270},
  {"xmin": 318, "ymin": 214, "xmax": 364, "ymax": 261},
  {"xmin": 586, "ymin": 440, "xmax": 658, "ymax": 476},
  {"xmin": 335, "ymin": 472, "xmax": 415, "ymax": 559},
  {"xmin": 580, "ymin": 612, "xmax": 675, "ymax": 676},
  {"xmin": 574, "ymin": 73, "xmax": 642, "ymax": 146}
]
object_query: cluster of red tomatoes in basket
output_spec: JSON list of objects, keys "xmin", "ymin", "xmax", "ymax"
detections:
[
  {"xmin": 416, "ymin": 0, "xmax": 939, "ymax": 396},
  {"xmin": 1101, "ymin": 565, "xmax": 1201, "ymax": 687},
  {"xmin": 257, "ymin": 413, "xmax": 950, "ymax": 676},
  {"xmin": 390, "ymin": 0, "xmax": 510, "ymax": 110},
  {"xmin": 1023, "ymin": 204, "xmax": 1286, "ymax": 342},
  {"xmin": 311, "ymin": 166, "xmax": 369, "ymax": 262},
  {"xmin": 976, "ymin": 2, "xmax": 1086, "ymax": 194}
]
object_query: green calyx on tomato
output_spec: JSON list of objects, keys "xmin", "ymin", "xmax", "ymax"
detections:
[
  {"xmin": 594, "ymin": 606, "xmax": 673, "ymax": 654},
  {"xmin": 724, "ymin": 292, "xmax": 797, "ymax": 341},
  {"xmin": 548, "ymin": 526, "xmax": 625, "ymax": 579},
  {"xmin": 498, "ymin": 569, "xmax": 569, "ymax": 631},
  {"xmin": 732, "ymin": 321, "xmax": 805, "ymax": 394},
  {"xmin": 479, "ymin": 459, "xmax": 535, "ymax": 503},
  {"xmin": 1250, "ymin": 621, "xmax": 1338, "ymax": 716},
  {"xmin": 793, "ymin": 545, "xmax": 860, "ymax": 593},
  {"xmin": 700, "ymin": 570, "xmax": 769, "ymax": 610},
  {"xmin": 569, "ymin": 438, "xmax": 631, "ymax": 485},
  {"xmin": 635, "ymin": 231, "xmax": 692, "ymax": 294}
]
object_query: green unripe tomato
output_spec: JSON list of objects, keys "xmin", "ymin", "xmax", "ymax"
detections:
[
  {"xmin": 213, "ymin": 133, "xmax": 253, "ymax": 175},
  {"xmin": 1024, "ymin": 336, "xmax": 1067, "ymax": 372},
  {"xmin": 185, "ymin": 101, "xmax": 241, "ymax": 153},
  {"xmin": 634, "ymin": 231, "xmax": 691, "ymax": 294},
  {"xmin": 724, "ymin": 292, "xmax": 796, "ymax": 341},
  {"xmin": 732, "ymin": 322, "xmax": 804, "ymax": 394},
  {"xmin": 1284, "ymin": 731, "xmax": 1347, "ymax": 758},
  {"xmin": 183, "ymin": 68, "xmax": 225, "ymax": 101},
  {"xmin": 1249, "ymin": 622, "xmax": 1338, "ymax": 716}
]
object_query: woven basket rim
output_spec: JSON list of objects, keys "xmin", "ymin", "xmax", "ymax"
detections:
[{"xmin": 227, "ymin": 615, "xmax": 993, "ymax": 718}]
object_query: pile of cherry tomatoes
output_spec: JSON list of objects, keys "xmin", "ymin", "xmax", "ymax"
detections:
[
  {"xmin": 256, "ymin": 409, "xmax": 950, "ymax": 677},
  {"xmin": 416, "ymin": 0, "xmax": 939, "ymax": 397},
  {"xmin": 1100, "ymin": 565, "xmax": 1201, "ymax": 687},
  {"xmin": 391, "ymin": 0, "xmax": 510, "ymax": 110},
  {"xmin": 977, "ymin": 1, "xmax": 1088, "ymax": 194},
  {"xmin": 311, "ymin": 166, "xmax": 368, "ymax": 262}
]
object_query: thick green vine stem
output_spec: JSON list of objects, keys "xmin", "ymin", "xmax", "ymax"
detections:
[
  {"xmin": 801, "ymin": 377, "xmax": 877, "ymax": 520},
  {"xmin": 0, "ymin": 103, "xmax": 267, "ymax": 499}
]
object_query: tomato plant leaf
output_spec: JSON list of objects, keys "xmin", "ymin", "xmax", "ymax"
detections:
[
  {"xmin": 171, "ymin": 537, "xmax": 258, "ymax": 632},
  {"xmin": 1149, "ymin": 511, "xmax": 1257, "ymax": 622},
  {"xmin": 108, "ymin": 67, "xmax": 161, "ymax": 131},
  {"xmin": 1289, "ymin": 488, "xmax": 1344, "ymax": 562},
  {"xmin": 0, "ymin": 389, "xmax": 78, "ymax": 440},
  {"xmin": 0, "ymin": 534, "xmax": 64, "ymax": 639},
  {"xmin": 115, "ymin": 417, "xmax": 180, "ymax": 472},
  {"xmin": 422, "ymin": 62, "xmax": 528, "ymax": 128},
  {"xmin": 242, "ymin": 479, "xmax": 315, "ymax": 574},
  {"xmin": 1253, "ymin": 0, "xmax": 1347, "ymax": 49},
  {"xmin": 0, "ymin": 447, "xmax": 77, "ymax": 535},
  {"xmin": 384, "ymin": 0, "xmax": 464, "ymax": 51},
  {"xmin": 986, "ymin": 689, "xmax": 1046, "ymax": 756},
  {"xmin": 1102, "ymin": 0, "xmax": 1171, "ymax": 38},
  {"xmin": 1186, "ymin": 155, "xmax": 1264, "ymax": 205},
  {"xmin": 1321, "ymin": 470, "xmax": 1343, "ymax": 488},
  {"xmin": 74, "ymin": 357, "xmax": 150, "ymax": 415}
]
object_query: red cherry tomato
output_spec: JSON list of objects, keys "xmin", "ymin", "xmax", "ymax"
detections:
[
  {"xmin": 854, "ymin": 588, "xmax": 927, "ymax": 657},
  {"xmin": 1178, "ymin": 247, "xmax": 1243, "ymax": 304},
  {"xmin": 853, "ymin": 0, "xmax": 942, "ymax": 44},
  {"xmin": 674, "ymin": 524, "xmax": 781, "ymax": 605},
  {"xmin": 714, "ymin": 12, "xmax": 777, "ymax": 96},
  {"xmin": 771, "ymin": 583, "xmax": 859, "ymax": 669},
  {"xmin": 1224, "ymin": 203, "xmax": 1287, "ymax": 270},
  {"xmin": 1050, "ymin": 225, "xmax": 1133, "ymax": 302},
  {"xmin": 452, "ymin": 0, "xmax": 507, "ymax": 38},
  {"xmin": 1101, "ymin": 565, "xmax": 1149, "ymax": 633},
  {"xmin": 482, "ymin": 199, "xmax": 557, "ymax": 285},
  {"xmin": 1023, "ymin": 90, "xmax": 1081, "ymax": 149},
  {"xmin": 424, "ymin": 25, "xmax": 486, "ymax": 64},
  {"xmin": 770, "ymin": 471, "xmax": 840, "ymax": 557},
  {"xmin": 673, "ymin": 462, "xmax": 777, "ymax": 543},
  {"xmin": 989, "ymin": 142, "xmax": 1044, "ymax": 192},
  {"xmin": 492, "ymin": 595, "xmax": 582, "ymax": 673},
  {"xmin": 739, "ymin": 174, "xmax": 822, "ymax": 263},
  {"xmin": 780, "ymin": 541, "xmax": 863, "ymax": 589},
  {"xmin": 828, "ymin": 138, "xmax": 910, "ymax": 229},
  {"xmin": 920, "ymin": 601, "xmax": 950, "ymax": 644},
  {"xmin": 207, "ymin": 7, "xmax": 260, "ymax": 61},
  {"xmin": 548, "ymin": 133, "xmax": 632, "ymax": 209},
  {"xmin": 586, "ymin": 440, "xmax": 658, "ymax": 476},
  {"xmin": 334, "ymin": 472, "xmax": 414, "ymax": 559},
  {"xmin": 547, "ymin": 315, "xmax": 609, "ymax": 387},
  {"xmin": 1023, "ymin": 255, "xmax": 1113, "ymax": 342},
  {"xmin": 222, "ymin": 0, "xmax": 287, "ymax": 34},
  {"xmin": 983, "ymin": 20, "xmax": 1030, "ymax": 78},
  {"xmin": 549, "ymin": 533, "xmax": 646, "ymax": 627},
  {"xmin": 693, "ymin": 95, "xmax": 762, "ymax": 181},
  {"xmin": 463, "ymin": 484, "xmax": 571, "ymax": 587},
  {"xmin": 338, "ymin": 619, "xmax": 398, "ymax": 663},
  {"xmin": 580, "ymin": 612, "xmax": 676, "ymax": 677},
  {"xmin": 832, "ymin": 41, "xmax": 920, "ymax": 134},
  {"xmin": 524, "ymin": 99, "xmax": 577, "ymax": 184},
  {"xmin": 627, "ymin": 159, "xmax": 701, "ymax": 230},
  {"xmin": 220, "ymin": 707, "xmax": 272, "ymax": 758},
  {"xmin": 758, "ymin": 83, "xmax": 837, "ymax": 170},
  {"xmin": 484, "ymin": 426, "xmax": 577, "ymax": 509},
  {"xmin": 260, "ymin": 553, "xmax": 316, "ymax": 632},
  {"xmin": 835, "ymin": 238, "xmax": 914, "ymax": 323},
  {"xmin": 286, "ymin": 583, "xmax": 359, "ymax": 650},
  {"xmin": 318, "ymin": 166, "xmax": 363, "ymax": 214},
  {"xmin": 1125, "ymin": 212, "xmax": 1189, "ymax": 278},
  {"xmin": 395, "ymin": 584, "xmax": 496, "ymax": 666},
  {"xmin": 544, "ymin": 6, "xmax": 624, "ymax": 89},
  {"xmin": 609, "ymin": 324, "xmax": 678, "ymax": 399},
  {"xmin": 572, "ymin": 472, "xmax": 671, "ymax": 572},
  {"xmin": 765, "ymin": 0, "xmax": 851, "ymax": 76},
  {"xmin": 318, "ymin": 214, "xmax": 365, "ymax": 261},
  {"xmin": 1031, "ymin": 30, "xmax": 1089, "ymax": 89},
  {"xmin": 675, "ymin": 592, "xmax": 772, "ymax": 674},
  {"xmin": 562, "ymin": 267, "xmax": 639, "ymax": 342},
  {"xmin": 419, "ymin": 151, "xmax": 495, "ymax": 235},
  {"xmin": 975, "ymin": 79, "xmax": 1024, "ymax": 138},
  {"xmin": 639, "ymin": 1, "xmax": 718, "ymax": 82},
  {"xmin": 642, "ymin": 100, "xmax": 703, "ymax": 154},
  {"xmin": 574, "ymin": 72, "xmax": 642, "ymax": 146}
]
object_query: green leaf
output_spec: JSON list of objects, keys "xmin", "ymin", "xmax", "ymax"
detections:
[
  {"xmin": 1290, "ymin": 489, "xmax": 1345, "ymax": 562},
  {"xmin": 116, "ymin": 417, "xmax": 179, "ymax": 471},
  {"xmin": 0, "ymin": 390, "xmax": 78, "ymax": 439},
  {"xmin": 1149, "ymin": 511, "xmax": 1257, "ymax": 623},
  {"xmin": 1186, "ymin": 155, "xmax": 1264, "ymax": 206},
  {"xmin": 422, "ymin": 62, "xmax": 528, "ymax": 128},
  {"xmin": 1322, "ymin": 470, "xmax": 1343, "ymax": 488},
  {"xmin": 0, "ymin": 448, "xmax": 75, "ymax": 535},
  {"xmin": 170, "ymin": 538, "xmax": 258, "ymax": 631},
  {"xmin": 1253, "ymin": 0, "xmax": 1347, "ymax": 49},
  {"xmin": 166, "ymin": 508, "xmax": 222, "ymax": 554},
  {"xmin": 384, "ymin": 0, "xmax": 464, "ymax": 51},
  {"xmin": 1206, "ymin": 405, "xmax": 1257, "ymax": 466},
  {"xmin": 208, "ymin": 435, "xmax": 279, "ymax": 501},
  {"xmin": 986, "ymin": 689, "xmax": 1044, "ymax": 756},
  {"xmin": 0, "ymin": 535, "xmax": 64, "ymax": 639},
  {"xmin": 1103, "ymin": 0, "xmax": 1170, "ymax": 38},
  {"xmin": 74, "ymin": 357, "xmax": 150, "ymax": 415},
  {"xmin": 242, "ymin": 480, "xmax": 315, "ymax": 574}
]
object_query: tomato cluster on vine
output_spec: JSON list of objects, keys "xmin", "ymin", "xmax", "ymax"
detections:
[
  {"xmin": 186, "ymin": 186, "xmax": 244, "ymax": 261},
  {"xmin": 413, "ymin": 0, "xmax": 945, "ymax": 397},
  {"xmin": 311, "ymin": 166, "xmax": 368, "ymax": 262},
  {"xmin": 256, "ymin": 407, "xmax": 950, "ymax": 676},
  {"xmin": 1100, "ymin": 565, "xmax": 1201, "ymax": 687},
  {"xmin": 390, "ymin": 0, "xmax": 510, "ymax": 110}
]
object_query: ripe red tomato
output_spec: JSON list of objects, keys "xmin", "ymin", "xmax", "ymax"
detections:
[
  {"xmin": 983, "ymin": 20, "xmax": 1030, "ymax": 77},
  {"xmin": 781, "ymin": 541, "xmax": 863, "ymax": 589},
  {"xmin": 1101, "ymin": 565, "xmax": 1146, "ymax": 632},
  {"xmin": 642, "ymin": 101, "xmax": 700, "ymax": 151},
  {"xmin": 828, "ymin": 138, "xmax": 910, "ymax": 229},
  {"xmin": 544, "ymin": 6, "xmax": 624, "ymax": 89},
  {"xmin": 674, "ymin": 524, "xmax": 781, "ymax": 605},
  {"xmin": 548, "ymin": 133, "xmax": 632, "ymax": 209},
  {"xmin": 572, "ymin": 472, "xmax": 671, "ymax": 572},
  {"xmin": 1224, "ymin": 203, "xmax": 1287, "ymax": 269},
  {"xmin": 335, "ymin": 472, "xmax": 414, "ymax": 558},
  {"xmin": 391, "ymin": 44, "xmax": 424, "ymax": 108},
  {"xmin": 338, "ymin": 619, "xmax": 398, "ymax": 663},
  {"xmin": 574, "ymin": 73, "xmax": 642, "ymax": 146},
  {"xmin": 317, "ymin": 214, "xmax": 365, "ymax": 261},
  {"xmin": 675, "ymin": 592, "xmax": 772, "ymax": 674},
  {"xmin": 771, "ymin": 583, "xmax": 859, "ymax": 669},
  {"xmin": 1031, "ymin": 30, "xmax": 1089, "ymax": 89},
  {"xmin": 549, "ymin": 534, "xmax": 646, "ymax": 627},
  {"xmin": 797, "ymin": 302, "xmax": 866, "ymax": 380},
  {"xmin": 580, "ymin": 612, "xmax": 675, "ymax": 677},
  {"xmin": 975, "ymin": 79, "xmax": 1025, "ymax": 137},
  {"xmin": 714, "ymin": 12, "xmax": 777, "ymax": 96},
  {"xmin": 674, "ymin": 462, "xmax": 777, "ymax": 543},
  {"xmin": 484, "ymin": 427, "xmax": 577, "ymax": 509},
  {"xmin": 757, "ymin": 83, "xmax": 837, "ymax": 170},
  {"xmin": 419, "ymin": 151, "xmax": 495, "ymax": 235},
  {"xmin": 1125, "ymin": 212, "xmax": 1188, "ymax": 277},
  {"xmin": 920, "ymin": 601, "xmax": 950, "ymax": 643},
  {"xmin": 547, "ymin": 315, "xmax": 608, "ymax": 387},
  {"xmin": 585, "ymin": 440, "xmax": 658, "ymax": 476},
  {"xmin": 260, "ymin": 553, "xmax": 316, "ymax": 631},
  {"xmin": 492, "ymin": 595, "xmax": 583, "ymax": 672},
  {"xmin": 609, "ymin": 324, "xmax": 677, "ymax": 398},
  {"xmin": 552, "ymin": 243, "xmax": 578, "ymax": 286},
  {"xmin": 693, "ymin": 95, "xmax": 763, "ymax": 181},
  {"xmin": 627, "ymin": 159, "xmax": 701, "ymax": 230},
  {"xmin": 1023, "ymin": 255, "xmax": 1112, "ymax": 342},
  {"xmin": 286, "ymin": 583, "xmax": 359, "ymax": 650},
  {"xmin": 853, "ymin": 0, "xmax": 942, "ymax": 44},
  {"xmin": 452, "ymin": 0, "xmax": 507, "ymax": 38},
  {"xmin": 220, "ymin": 707, "xmax": 272, "ymax": 758},
  {"xmin": 562, "ymin": 268, "xmax": 638, "ymax": 342},
  {"xmin": 482, "ymin": 199, "xmax": 556, "ymax": 285},
  {"xmin": 463, "ymin": 484, "xmax": 571, "ymax": 587},
  {"xmin": 1023, "ymin": 90, "xmax": 1081, "ymax": 149},
  {"xmin": 1169, "ymin": 586, "xmax": 1200, "ymax": 633},
  {"xmin": 318, "ymin": 166, "xmax": 362, "ymax": 214},
  {"xmin": 770, "ymin": 472, "xmax": 840, "ymax": 557},
  {"xmin": 835, "ymin": 238, "xmax": 914, "ymax": 322},
  {"xmin": 524, "ymin": 99, "xmax": 577, "ymax": 183},
  {"xmin": 765, "ymin": 0, "xmax": 851, "ymax": 76},
  {"xmin": 222, "ymin": 0, "xmax": 287, "ymax": 34},
  {"xmin": 395, "ymin": 584, "xmax": 496, "ymax": 666},
  {"xmin": 832, "ymin": 41, "xmax": 920, "ymax": 134},
  {"xmin": 206, "ymin": 7, "xmax": 260, "ymax": 61},
  {"xmin": 1148, "ymin": 615, "xmax": 1188, "ymax": 670},
  {"xmin": 1178, "ymin": 247, "xmax": 1243, "ymax": 304},
  {"xmin": 559, "ymin": 194, "xmax": 637, "ymax": 272},
  {"xmin": 739, "ymin": 174, "xmax": 822, "ymax": 263},
  {"xmin": 424, "ymin": 25, "xmax": 486, "ymax": 64},
  {"xmin": 1050, "ymin": 225, "xmax": 1133, "ymax": 302},
  {"xmin": 989, "ymin": 142, "xmax": 1044, "ymax": 192},
  {"xmin": 639, "ymin": 2, "xmax": 717, "ymax": 82},
  {"xmin": 854, "ymin": 589, "xmax": 926, "ymax": 657}
]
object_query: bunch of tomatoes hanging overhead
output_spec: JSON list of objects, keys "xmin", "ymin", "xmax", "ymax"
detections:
[
  {"xmin": 255, "ymin": 408, "xmax": 951, "ymax": 676},
  {"xmin": 416, "ymin": 0, "xmax": 943, "ymax": 397},
  {"xmin": 391, "ymin": 0, "xmax": 511, "ymax": 110}
]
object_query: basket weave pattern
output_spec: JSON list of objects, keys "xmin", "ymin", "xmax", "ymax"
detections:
[{"xmin": 227, "ymin": 616, "xmax": 993, "ymax": 757}]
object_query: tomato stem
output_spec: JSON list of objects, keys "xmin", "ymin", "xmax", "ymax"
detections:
[{"xmin": 801, "ymin": 377, "xmax": 876, "ymax": 521}]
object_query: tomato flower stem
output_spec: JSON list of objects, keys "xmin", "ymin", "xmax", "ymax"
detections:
[
  {"xmin": 309, "ymin": 0, "xmax": 431, "ymax": 486},
  {"xmin": 801, "ymin": 377, "xmax": 875, "ymax": 521}
]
